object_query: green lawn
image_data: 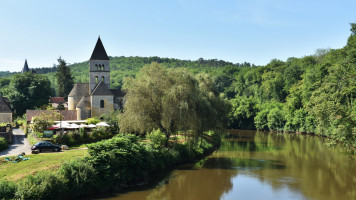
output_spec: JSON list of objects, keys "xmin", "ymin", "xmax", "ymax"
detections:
[{"xmin": 0, "ymin": 149, "xmax": 88, "ymax": 181}]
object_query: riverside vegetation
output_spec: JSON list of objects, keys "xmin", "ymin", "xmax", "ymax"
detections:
[{"xmin": 0, "ymin": 131, "xmax": 220, "ymax": 199}]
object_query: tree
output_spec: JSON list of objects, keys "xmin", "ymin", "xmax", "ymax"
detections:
[
  {"xmin": 7, "ymin": 73, "xmax": 52, "ymax": 116},
  {"xmin": 30, "ymin": 110, "xmax": 62, "ymax": 133},
  {"xmin": 350, "ymin": 23, "xmax": 356, "ymax": 35},
  {"xmin": 119, "ymin": 62, "xmax": 229, "ymax": 143},
  {"xmin": 55, "ymin": 57, "xmax": 74, "ymax": 99}
]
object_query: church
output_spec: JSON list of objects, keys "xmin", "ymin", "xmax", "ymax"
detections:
[{"xmin": 67, "ymin": 37, "xmax": 124, "ymax": 120}]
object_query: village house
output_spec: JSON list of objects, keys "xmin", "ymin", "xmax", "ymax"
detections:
[{"xmin": 0, "ymin": 97, "xmax": 12, "ymax": 123}]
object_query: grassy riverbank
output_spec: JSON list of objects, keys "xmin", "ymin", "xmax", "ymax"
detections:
[
  {"xmin": 0, "ymin": 131, "xmax": 220, "ymax": 200},
  {"xmin": 0, "ymin": 150, "xmax": 88, "ymax": 181}
]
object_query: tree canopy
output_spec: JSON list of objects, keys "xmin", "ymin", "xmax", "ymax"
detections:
[
  {"xmin": 55, "ymin": 57, "xmax": 74, "ymax": 99},
  {"xmin": 7, "ymin": 72, "xmax": 52, "ymax": 116},
  {"xmin": 119, "ymin": 62, "xmax": 230, "ymax": 142}
]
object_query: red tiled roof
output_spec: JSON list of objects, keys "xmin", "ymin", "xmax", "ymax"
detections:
[
  {"xmin": 26, "ymin": 110, "xmax": 77, "ymax": 122},
  {"xmin": 50, "ymin": 97, "xmax": 65, "ymax": 104}
]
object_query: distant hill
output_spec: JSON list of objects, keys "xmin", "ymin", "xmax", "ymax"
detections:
[{"xmin": 0, "ymin": 56, "xmax": 254, "ymax": 95}]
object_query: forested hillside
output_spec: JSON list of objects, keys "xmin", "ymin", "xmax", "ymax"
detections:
[{"xmin": 0, "ymin": 25, "xmax": 355, "ymax": 147}]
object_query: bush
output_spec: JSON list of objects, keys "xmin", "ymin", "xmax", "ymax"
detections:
[
  {"xmin": 0, "ymin": 137, "xmax": 8, "ymax": 151},
  {"xmin": 27, "ymin": 132, "xmax": 40, "ymax": 146},
  {"xmin": 0, "ymin": 180, "xmax": 16, "ymax": 200},
  {"xmin": 15, "ymin": 171, "xmax": 65, "ymax": 200},
  {"xmin": 254, "ymin": 109, "xmax": 269, "ymax": 130},
  {"xmin": 146, "ymin": 129, "xmax": 166, "ymax": 148},
  {"xmin": 87, "ymin": 134, "xmax": 150, "ymax": 185},
  {"xmin": 86, "ymin": 118, "xmax": 100, "ymax": 125},
  {"xmin": 58, "ymin": 159, "xmax": 98, "ymax": 197},
  {"xmin": 267, "ymin": 108, "xmax": 285, "ymax": 131}
]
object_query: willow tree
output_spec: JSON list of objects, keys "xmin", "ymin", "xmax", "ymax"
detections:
[{"xmin": 119, "ymin": 62, "xmax": 229, "ymax": 142}]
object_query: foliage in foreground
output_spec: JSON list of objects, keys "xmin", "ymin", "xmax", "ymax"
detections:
[
  {"xmin": 0, "ymin": 137, "xmax": 9, "ymax": 151},
  {"xmin": 0, "ymin": 132, "xmax": 220, "ymax": 200}
]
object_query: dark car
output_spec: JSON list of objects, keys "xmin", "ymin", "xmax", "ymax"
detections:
[{"xmin": 31, "ymin": 141, "xmax": 61, "ymax": 153}]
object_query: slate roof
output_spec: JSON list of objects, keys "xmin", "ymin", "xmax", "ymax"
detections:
[
  {"xmin": 76, "ymin": 96, "xmax": 91, "ymax": 108},
  {"xmin": 91, "ymin": 81, "xmax": 113, "ymax": 96},
  {"xmin": 26, "ymin": 110, "xmax": 77, "ymax": 122},
  {"xmin": 90, "ymin": 37, "xmax": 109, "ymax": 60},
  {"xmin": 22, "ymin": 59, "xmax": 30, "ymax": 73},
  {"xmin": 0, "ymin": 97, "xmax": 12, "ymax": 113},
  {"xmin": 68, "ymin": 83, "xmax": 90, "ymax": 97}
]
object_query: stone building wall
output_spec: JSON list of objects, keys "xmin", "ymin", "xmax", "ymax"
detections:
[
  {"xmin": 0, "ymin": 113, "xmax": 12, "ymax": 123},
  {"xmin": 91, "ymin": 95, "xmax": 113, "ymax": 117}
]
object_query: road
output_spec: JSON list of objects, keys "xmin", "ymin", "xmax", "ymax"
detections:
[{"xmin": 0, "ymin": 128, "xmax": 32, "ymax": 157}]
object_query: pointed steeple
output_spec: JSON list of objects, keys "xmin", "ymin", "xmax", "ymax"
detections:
[
  {"xmin": 90, "ymin": 37, "xmax": 109, "ymax": 60},
  {"xmin": 22, "ymin": 59, "xmax": 30, "ymax": 73}
]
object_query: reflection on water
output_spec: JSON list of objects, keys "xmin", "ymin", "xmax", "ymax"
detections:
[{"xmin": 95, "ymin": 130, "xmax": 356, "ymax": 200}]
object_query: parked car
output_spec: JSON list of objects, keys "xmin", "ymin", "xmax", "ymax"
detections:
[{"xmin": 31, "ymin": 141, "xmax": 61, "ymax": 153}]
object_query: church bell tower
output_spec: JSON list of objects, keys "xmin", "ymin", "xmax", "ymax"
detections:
[{"xmin": 89, "ymin": 37, "xmax": 110, "ymax": 92}]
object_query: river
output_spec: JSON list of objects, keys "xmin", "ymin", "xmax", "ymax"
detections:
[{"xmin": 93, "ymin": 130, "xmax": 356, "ymax": 200}]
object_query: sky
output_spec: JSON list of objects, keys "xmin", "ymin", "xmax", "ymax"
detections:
[{"xmin": 0, "ymin": 0, "xmax": 355, "ymax": 72}]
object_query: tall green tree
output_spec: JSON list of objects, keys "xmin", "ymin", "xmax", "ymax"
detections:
[
  {"xmin": 119, "ymin": 62, "xmax": 229, "ymax": 143},
  {"xmin": 55, "ymin": 57, "xmax": 74, "ymax": 99},
  {"xmin": 7, "ymin": 73, "xmax": 52, "ymax": 116}
]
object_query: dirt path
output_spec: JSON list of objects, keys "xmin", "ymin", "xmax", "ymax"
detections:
[{"xmin": 0, "ymin": 128, "xmax": 32, "ymax": 157}]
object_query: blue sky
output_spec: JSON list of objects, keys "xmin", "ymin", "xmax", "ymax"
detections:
[{"xmin": 0, "ymin": 0, "xmax": 355, "ymax": 72}]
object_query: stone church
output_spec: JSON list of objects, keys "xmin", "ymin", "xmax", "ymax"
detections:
[{"xmin": 68, "ymin": 37, "xmax": 124, "ymax": 120}]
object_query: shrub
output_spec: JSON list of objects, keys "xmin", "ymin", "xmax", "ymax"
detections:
[
  {"xmin": 0, "ymin": 137, "xmax": 8, "ymax": 151},
  {"xmin": 58, "ymin": 159, "xmax": 98, "ymax": 197},
  {"xmin": 293, "ymin": 109, "xmax": 307, "ymax": 132},
  {"xmin": 305, "ymin": 115, "xmax": 316, "ymax": 134},
  {"xmin": 55, "ymin": 133, "xmax": 70, "ymax": 146},
  {"xmin": 15, "ymin": 171, "xmax": 65, "ymax": 200},
  {"xmin": 78, "ymin": 128, "xmax": 89, "ymax": 143},
  {"xmin": 0, "ymin": 180, "xmax": 16, "ymax": 200},
  {"xmin": 86, "ymin": 118, "xmax": 100, "ymax": 125},
  {"xmin": 254, "ymin": 109, "xmax": 269, "ymax": 130},
  {"xmin": 87, "ymin": 134, "xmax": 150, "ymax": 185},
  {"xmin": 27, "ymin": 132, "xmax": 40, "ymax": 145},
  {"xmin": 146, "ymin": 129, "xmax": 166, "ymax": 148},
  {"xmin": 267, "ymin": 108, "xmax": 285, "ymax": 131}
]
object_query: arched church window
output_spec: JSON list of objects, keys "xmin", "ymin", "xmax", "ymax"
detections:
[
  {"xmin": 95, "ymin": 64, "xmax": 98, "ymax": 71},
  {"xmin": 102, "ymin": 76, "xmax": 104, "ymax": 81},
  {"xmin": 95, "ymin": 76, "xmax": 98, "ymax": 84},
  {"xmin": 102, "ymin": 64, "xmax": 105, "ymax": 71},
  {"xmin": 100, "ymin": 100, "xmax": 104, "ymax": 108}
]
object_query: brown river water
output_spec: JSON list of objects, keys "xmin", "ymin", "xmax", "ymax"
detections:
[{"xmin": 93, "ymin": 130, "xmax": 356, "ymax": 200}]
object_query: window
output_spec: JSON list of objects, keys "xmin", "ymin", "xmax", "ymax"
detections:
[
  {"xmin": 100, "ymin": 100, "xmax": 104, "ymax": 108},
  {"xmin": 95, "ymin": 64, "xmax": 98, "ymax": 71},
  {"xmin": 102, "ymin": 64, "xmax": 105, "ymax": 71},
  {"xmin": 102, "ymin": 76, "xmax": 105, "ymax": 81},
  {"xmin": 95, "ymin": 76, "xmax": 98, "ymax": 84}
]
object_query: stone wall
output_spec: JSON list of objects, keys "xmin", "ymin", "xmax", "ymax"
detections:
[
  {"xmin": 0, "ymin": 125, "xmax": 12, "ymax": 143},
  {"xmin": 0, "ymin": 113, "xmax": 12, "ymax": 123},
  {"xmin": 68, "ymin": 96, "xmax": 81, "ymax": 110},
  {"xmin": 76, "ymin": 107, "xmax": 91, "ymax": 120},
  {"xmin": 91, "ymin": 95, "xmax": 113, "ymax": 117}
]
